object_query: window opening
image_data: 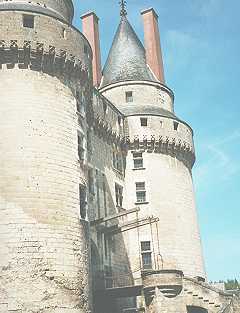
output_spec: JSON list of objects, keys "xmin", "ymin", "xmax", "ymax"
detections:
[
  {"xmin": 88, "ymin": 169, "xmax": 94, "ymax": 194},
  {"xmin": 141, "ymin": 118, "xmax": 148, "ymax": 127},
  {"xmin": 23, "ymin": 15, "xmax": 34, "ymax": 28},
  {"xmin": 87, "ymin": 130, "xmax": 92, "ymax": 154},
  {"xmin": 126, "ymin": 91, "xmax": 133, "ymax": 103},
  {"xmin": 76, "ymin": 90, "xmax": 85, "ymax": 115},
  {"xmin": 79, "ymin": 185, "xmax": 87, "ymax": 219},
  {"xmin": 115, "ymin": 184, "xmax": 123, "ymax": 208},
  {"xmin": 174, "ymin": 121, "xmax": 179, "ymax": 131},
  {"xmin": 141, "ymin": 241, "xmax": 152, "ymax": 270},
  {"xmin": 78, "ymin": 133, "xmax": 85, "ymax": 161},
  {"xmin": 84, "ymin": 45, "xmax": 88, "ymax": 55},
  {"xmin": 113, "ymin": 150, "xmax": 123, "ymax": 173},
  {"xmin": 62, "ymin": 27, "xmax": 67, "ymax": 39},
  {"xmin": 133, "ymin": 152, "xmax": 143, "ymax": 169},
  {"xmin": 136, "ymin": 182, "xmax": 146, "ymax": 203}
]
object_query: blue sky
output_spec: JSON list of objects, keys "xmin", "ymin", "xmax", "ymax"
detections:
[{"xmin": 72, "ymin": 0, "xmax": 240, "ymax": 282}]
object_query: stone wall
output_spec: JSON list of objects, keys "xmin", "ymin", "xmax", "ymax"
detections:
[
  {"xmin": 0, "ymin": 8, "xmax": 92, "ymax": 312},
  {"xmin": 100, "ymin": 81, "xmax": 174, "ymax": 113}
]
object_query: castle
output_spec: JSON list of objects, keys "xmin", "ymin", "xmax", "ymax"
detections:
[{"xmin": 0, "ymin": 0, "xmax": 239, "ymax": 312}]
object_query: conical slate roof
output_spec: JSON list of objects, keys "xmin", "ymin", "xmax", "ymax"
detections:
[{"xmin": 101, "ymin": 16, "xmax": 157, "ymax": 87}]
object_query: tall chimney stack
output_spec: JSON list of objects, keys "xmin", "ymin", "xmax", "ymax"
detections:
[
  {"xmin": 141, "ymin": 8, "xmax": 165, "ymax": 83},
  {"xmin": 81, "ymin": 12, "xmax": 102, "ymax": 87}
]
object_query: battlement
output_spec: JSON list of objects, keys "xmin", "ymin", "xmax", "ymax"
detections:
[{"xmin": 0, "ymin": 11, "xmax": 92, "ymax": 82}]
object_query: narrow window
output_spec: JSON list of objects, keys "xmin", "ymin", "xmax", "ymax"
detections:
[
  {"xmin": 104, "ymin": 264, "xmax": 113, "ymax": 288},
  {"xmin": 23, "ymin": 15, "xmax": 34, "ymax": 28},
  {"xmin": 160, "ymin": 120, "xmax": 163, "ymax": 128},
  {"xmin": 115, "ymin": 183, "xmax": 123, "ymax": 208},
  {"xmin": 104, "ymin": 236, "xmax": 109, "ymax": 260},
  {"xmin": 140, "ymin": 118, "xmax": 148, "ymax": 127},
  {"xmin": 116, "ymin": 152, "xmax": 123, "ymax": 172},
  {"xmin": 141, "ymin": 241, "xmax": 152, "ymax": 270},
  {"xmin": 103, "ymin": 101, "xmax": 107, "ymax": 114},
  {"xmin": 133, "ymin": 152, "xmax": 143, "ymax": 169},
  {"xmin": 62, "ymin": 28, "xmax": 67, "ymax": 39},
  {"xmin": 78, "ymin": 133, "xmax": 85, "ymax": 161},
  {"xmin": 96, "ymin": 170, "xmax": 101, "ymax": 218},
  {"xmin": 88, "ymin": 169, "xmax": 94, "ymax": 194},
  {"xmin": 84, "ymin": 45, "xmax": 88, "ymax": 55},
  {"xmin": 174, "ymin": 121, "xmax": 179, "ymax": 131},
  {"xmin": 79, "ymin": 185, "xmax": 87, "ymax": 219},
  {"xmin": 126, "ymin": 91, "xmax": 133, "ymax": 103},
  {"xmin": 136, "ymin": 182, "xmax": 146, "ymax": 203},
  {"xmin": 76, "ymin": 90, "xmax": 85, "ymax": 115},
  {"xmin": 113, "ymin": 150, "xmax": 123, "ymax": 173},
  {"xmin": 112, "ymin": 151, "xmax": 117, "ymax": 169},
  {"xmin": 118, "ymin": 116, "xmax": 122, "ymax": 126},
  {"xmin": 87, "ymin": 130, "xmax": 92, "ymax": 154},
  {"xmin": 103, "ymin": 178, "xmax": 108, "ymax": 217}
]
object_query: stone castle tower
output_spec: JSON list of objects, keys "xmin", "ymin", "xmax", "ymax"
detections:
[{"xmin": 0, "ymin": 1, "xmax": 239, "ymax": 313}]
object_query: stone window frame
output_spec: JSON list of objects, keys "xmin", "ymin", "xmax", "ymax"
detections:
[
  {"xmin": 125, "ymin": 91, "xmax": 133, "ymax": 103},
  {"xmin": 173, "ymin": 121, "xmax": 179, "ymax": 131},
  {"xmin": 141, "ymin": 241, "xmax": 153, "ymax": 270},
  {"xmin": 115, "ymin": 183, "xmax": 123, "ymax": 209},
  {"xmin": 88, "ymin": 168, "xmax": 95, "ymax": 195},
  {"xmin": 76, "ymin": 89, "xmax": 85, "ymax": 116},
  {"xmin": 135, "ymin": 182, "xmax": 147, "ymax": 203},
  {"xmin": 132, "ymin": 151, "xmax": 144, "ymax": 170},
  {"xmin": 77, "ymin": 132, "xmax": 85, "ymax": 162},
  {"xmin": 23, "ymin": 14, "xmax": 35, "ymax": 28},
  {"xmin": 79, "ymin": 184, "xmax": 87, "ymax": 220},
  {"xmin": 140, "ymin": 117, "xmax": 148, "ymax": 127}
]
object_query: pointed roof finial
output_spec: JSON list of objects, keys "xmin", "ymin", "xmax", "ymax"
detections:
[{"xmin": 119, "ymin": 0, "xmax": 127, "ymax": 17}]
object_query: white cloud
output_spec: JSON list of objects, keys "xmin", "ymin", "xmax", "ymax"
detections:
[{"xmin": 194, "ymin": 130, "xmax": 240, "ymax": 188}]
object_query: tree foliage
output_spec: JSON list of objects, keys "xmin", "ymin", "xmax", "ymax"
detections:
[{"xmin": 224, "ymin": 279, "xmax": 240, "ymax": 290}]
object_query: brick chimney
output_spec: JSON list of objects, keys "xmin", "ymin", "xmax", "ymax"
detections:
[
  {"xmin": 81, "ymin": 12, "xmax": 102, "ymax": 87},
  {"xmin": 141, "ymin": 8, "xmax": 165, "ymax": 83}
]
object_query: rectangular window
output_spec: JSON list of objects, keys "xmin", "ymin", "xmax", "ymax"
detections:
[
  {"xmin": 79, "ymin": 185, "xmax": 87, "ymax": 219},
  {"xmin": 174, "ymin": 121, "xmax": 179, "ymax": 131},
  {"xmin": 23, "ymin": 15, "xmax": 34, "ymax": 28},
  {"xmin": 76, "ymin": 90, "xmax": 85, "ymax": 115},
  {"xmin": 88, "ymin": 169, "xmax": 94, "ymax": 194},
  {"xmin": 104, "ymin": 264, "xmax": 113, "ymax": 288},
  {"xmin": 96, "ymin": 170, "xmax": 101, "ymax": 218},
  {"xmin": 136, "ymin": 182, "xmax": 146, "ymax": 203},
  {"xmin": 115, "ymin": 183, "xmax": 123, "ymax": 208},
  {"xmin": 133, "ymin": 152, "xmax": 143, "ymax": 169},
  {"xmin": 113, "ymin": 150, "xmax": 123, "ymax": 173},
  {"xmin": 87, "ymin": 130, "xmax": 92, "ymax": 154},
  {"xmin": 78, "ymin": 133, "xmax": 85, "ymax": 161},
  {"xmin": 140, "ymin": 118, "xmax": 148, "ymax": 127},
  {"xmin": 141, "ymin": 241, "xmax": 152, "ymax": 270},
  {"xmin": 141, "ymin": 241, "xmax": 151, "ymax": 251},
  {"xmin": 126, "ymin": 91, "xmax": 133, "ymax": 103}
]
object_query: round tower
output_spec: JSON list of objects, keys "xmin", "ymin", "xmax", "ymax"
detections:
[
  {"xmin": 0, "ymin": 1, "xmax": 93, "ymax": 312},
  {"xmin": 99, "ymin": 9, "xmax": 206, "ymax": 282}
]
